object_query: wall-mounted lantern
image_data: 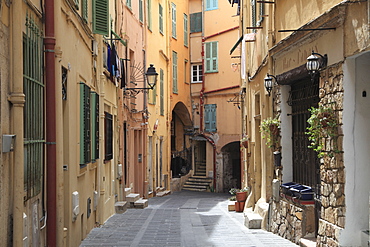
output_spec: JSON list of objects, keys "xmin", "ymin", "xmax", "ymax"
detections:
[
  {"xmin": 125, "ymin": 64, "xmax": 158, "ymax": 91},
  {"xmin": 306, "ymin": 51, "xmax": 327, "ymax": 79},
  {"xmin": 264, "ymin": 74, "xmax": 278, "ymax": 96}
]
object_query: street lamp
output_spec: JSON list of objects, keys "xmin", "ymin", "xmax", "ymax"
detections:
[
  {"xmin": 125, "ymin": 64, "xmax": 158, "ymax": 91},
  {"xmin": 264, "ymin": 74, "xmax": 277, "ymax": 96},
  {"xmin": 306, "ymin": 51, "xmax": 327, "ymax": 78}
]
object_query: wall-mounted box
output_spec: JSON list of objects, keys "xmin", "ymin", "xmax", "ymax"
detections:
[{"xmin": 3, "ymin": 134, "xmax": 16, "ymax": 153}]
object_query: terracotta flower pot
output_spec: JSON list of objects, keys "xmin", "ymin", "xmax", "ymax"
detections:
[
  {"xmin": 235, "ymin": 201, "xmax": 245, "ymax": 212},
  {"xmin": 236, "ymin": 191, "xmax": 247, "ymax": 202}
]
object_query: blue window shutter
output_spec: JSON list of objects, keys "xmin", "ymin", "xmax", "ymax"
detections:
[
  {"xmin": 204, "ymin": 104, "xmax": 217, "ymax": 132},
  {"xmin": 172, "ymin": 3, "xmax": 177, "ymax": 38},
  {"xmin": 190, "ymin": 12, "xmax": 202, "ymax": 33}
]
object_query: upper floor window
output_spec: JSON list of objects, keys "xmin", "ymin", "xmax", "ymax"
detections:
[
  {"xmin": 205, "ymin": 41, "xmax": 218, "ymax": 73},
  {"xmin": 171, "ymin": 3, "xmax": 177, "ymax": 39},
  {"xmin": 190, "ymin": 12, "xmax": 202, "ymax": 33},
  {"xmin": 206, "ymin": 0, "xmax": 218, "ymax": 11},
  {"xmin": 191, "ymin": 64, "xmax": 203, "ymax": 83},
  {"xmin": 139, "ymin": 0, "xmax": 143, "ymax": 23},
  {"xmin": 172, "ymin": 51, "xmax": 178, "ymax": 93},
  {"xmin": 204, "ymin": 104, "xmax": 217, "ymax": 132},
  {"xmin": 93, "ymin": 0, "xmax": 109, "ymax": 36},
  {"xmin": 126, "ymin": 0, "xmax": 132, "ymax": 9},
  {"xmin": 159, "ymin": 3, "xmax": 164, "ymax": 34},
  {"xmin": 184, "ymin": 14, "xmax": 188, "ymax": 47}
]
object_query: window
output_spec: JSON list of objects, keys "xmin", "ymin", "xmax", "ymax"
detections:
[
  {"xmin": 82, "ymin": 0, "xmax": 88, "ymax": 22},
  {"xmin": 23, "ymin": 15, "xmax": 44, "ymax": 200},
  {"xmin": 104, "ymin": 112, "xmax": 113, "ymax": 161},
  {"xmin": 204, "ymin": 104, "xmax": 217, "ymax": 132},
  {"xmin": 172, "ymin": 51, "xmax": 178, "ymax": 93},
  {"xmin": 126, "ymin": 0, "xmax": 132, "ymax": 9},
  {"xmin": 191, "ymin": 64, "xmax": 203, "ymax": 83},
  {"xmin": 257, "ymin": 1, "xmax": 265, "ymax": 26},
  {"xmin": 160, "ymin": 69, "xmax": 164, "ymax": 115},
  {"xmin": 251, "ymin": 0, "xmax": 257, "ymax": 32},
  {"xmin": 80, "ymin": 84, "xmax": 100, "ymax": 166},
  {"xmin": 190, "ymin": 12, "xmax": 202, "ymax": 33},
  {"xmin": 80, "ymin": 83, "xmax": 91, "ymax": 167},
  {"xmin": 74, "ymin": 0, "xmax": 80, "ymax": 10},
  {"xmin": 93, "ymin": 0, "xmax": 109, "ymax": 36},
  {"xmin": 171, "ymin": 3, "xmax": 176, "ymax": 38},
  {"xmin": 205, "ymin": 41, "xmax": 218, "ymax": 73},
  {"xmin": 147, "ymin": 0, "xmax": 152, "ymax": 31},
  {"xmin": 159, "ymin": 4, "xmax": 163, "ymax": 34},
  {"xmin": 91, "ymin": 92, "xmax": 99, "ymax": 161},
  {"xmin": 206, "ymin": 0, "xmax": 218, "ymax": 11},
  {"xmin": 184, "ymin": 60, "xmax": 188, "ymax": 83},
  {"xmin": 184, "ymin": 14, "xmax": 188, "ymax": 46},
  {"xmin": 139, "ymin": 0, "xmax": 143, "ymax": 23}
]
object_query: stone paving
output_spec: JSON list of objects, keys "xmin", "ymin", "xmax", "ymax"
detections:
[{"xmin": 80, "ymin": 190, "xmax": 298, "ymax": 247}]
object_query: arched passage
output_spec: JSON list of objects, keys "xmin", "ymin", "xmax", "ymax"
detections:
[{"xmin": 221, "ymin": 142, "xmax": 241, "ymax": 192}]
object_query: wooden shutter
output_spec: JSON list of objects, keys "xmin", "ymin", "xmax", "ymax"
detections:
[
  {"xmin": 205, "ymin": 42, "xmax": 218, "ymax": 72},
  {"xmin": 91, "ymin": 92, "xmax": 99, "ymax": 162},
  {"xmin": 160, "ymin": 69, "xmax": 164, "ymax": 115},
  {"xmin": 204, "ymin": 104, "xmax": 217, "ymax": 132},
  {"xmin": 190, "ymin": 12, "xmax": 202, "ymax": 33},
  {"xmin": 80, "ymin": 83, "xmax": 91, "ymax": 166},
  {"xmin": 172, "ymin": 3, "xmax": 177, "ymax": 38},
  {"xmin": 93, "ymin": 0, "xmax": 109, "ymax": 36},
  {"xmin": 139, "ymin": 0, "xmax": 143, "ymax": 22},
  {"xmin": 104, "ymin": 112, "xmax": 113, "ymax": 161},
  {"xmin": 184, "ymin": 14, "xmax": 188, "ymax": 46},
  {"xmin": 172, "ymin": 51, "xmax": 178, "ymax": 93},
  {"xmin": 82, "ymin": 0, "xmax": 88, "ymax": 22}
]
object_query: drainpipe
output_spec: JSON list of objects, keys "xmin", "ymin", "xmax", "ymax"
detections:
[{"xmin": 44, "ymin": 0, "xmax": 57, "ymax": 246}]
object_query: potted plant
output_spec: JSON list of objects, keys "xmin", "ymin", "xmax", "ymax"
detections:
[
  {"xmin": 260, "ymin": 117, "xmax": 281, "ymax": 149},
  {"xmin": 306, "ymin": 105, "xmax": 338, "ymax": 158}
]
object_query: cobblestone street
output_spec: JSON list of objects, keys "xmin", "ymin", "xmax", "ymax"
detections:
[{"xmin": 80, "ymin": 191, "xmax": 298, "ymax": 247}]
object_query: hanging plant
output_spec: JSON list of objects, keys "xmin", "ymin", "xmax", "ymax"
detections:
[
  {"xmin": 260, "ymin": 117, "xmax": 281, "ymax": 149},
  {"xmin": 306, "ymin": 105, "xmax": 338, "ymax": 158}
]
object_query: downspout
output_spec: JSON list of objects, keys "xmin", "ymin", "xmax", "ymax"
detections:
[{"xmin": 44, "ymin": 0, "xmax": 57, "ymax": 246}]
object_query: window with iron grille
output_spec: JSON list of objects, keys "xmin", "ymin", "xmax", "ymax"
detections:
[
  {"xmin": 105, "ymin": 112, "xmax": 113, "ymax": 161},
  {"xmin": 80, "ymin": 83, "xmax": 91, "ymax": 167},
  {"xmin": 23, "ymin": 15, "xmax": 44, "ymax": 200},
  {"xmin": 290, "ymin": 78, "xmax": 320, "ymax": 188}
]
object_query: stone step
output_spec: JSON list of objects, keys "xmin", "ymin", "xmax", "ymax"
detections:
[
  {"xmin": 244, "ymin": 209, "xmax": 263, "ymax": 229},
  {"xmin": 182, "ymin": 187, "xmax": 207, "ymax": 192},
  {"xmin": 124, "ymin": 188, "xmax": 131, "ymax": 195},
  {"xmin": 114, "ymin": 201, "xmax": 128, "ymax": 214},
  {"xmin": 156, "ymin": 190, "xmax": 171, "ymax": 197},
  {"xmin": 183, "ymin": 184, "xmax": 208, "ymax": 189},
  {"xmin": 188, "ymin": 177, "xmax": 212, "ymax": 182},
  {"xmin": 134, "ymin": 198, "xmax": 148, "ymax": 209},
  {"xmin": 126, "ymin": 193, "xmax": 140, "ymax": 203}
]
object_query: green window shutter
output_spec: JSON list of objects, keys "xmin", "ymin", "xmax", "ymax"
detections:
[
  {"xmin": 82, "ymin": 0, "xmax": 88, "ymax": 22},
  {"xmin": 139, "ymin": 0, "xmax": 143, "ymax": 23},
  {"xmin": 147, "ymin": 0, "xmax": 152, "ymax": 31},
  {"xmin": 126, "ymin": 0, "xmax": 132, "ymax": 9},
  {"xmin": 172, "ymin": 51, "xmax": 178, "ymax": 93},
  {"xmin": 190, "ymin": 12, "xmax": 202, "ymax": 33},
  {"xmin": 172, "ymin": 3, "xmax": 176, "ymax": 38},
  {"xmin": 93, "ymin": 0, "xmax": 109, "ymax": 36},
  {"xmin": 204, "ymin": 104, "xmax": 217, "ymax": 132},
  {"xmin": 159, "ymin": 4, "xmax": 163, "ymax": 34},
  {"xmin": 184, "ymin": 14, "xmax": 188, "ymax": 47},
  {"xmin": 251, "ymin": 0, "xmax": 256, "ymax": 32},
  {"xmin": 205, "ymin": 42, "xmax": 218, "ymax": 73},
  {"xmin": 74, "ymin": 0, "xmax": 79, "ymax": 10},
  {"xmin": 91, "ymin": 92, "xmax": 99, "ymax": 162},
  {"xmin": 80, "ymin": 83, "xmax": 91, "ymax": 167},
  {"xmin": 160, "ymin": 69, "xmax": 164, "ymax": 115}
]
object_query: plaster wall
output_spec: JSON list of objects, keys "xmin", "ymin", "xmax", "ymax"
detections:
[
  {"xmin": 341, "ymin": 52, "xmax": 370, "ymax": 246},
  {"xmin": 280, "ymin": 86, "xmax": 293, "ymax": 183}
]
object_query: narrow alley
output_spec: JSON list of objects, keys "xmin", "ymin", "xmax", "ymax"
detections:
[{"xmin": 80, "ymin": 191, "xmax": 298, "ymax": 247}]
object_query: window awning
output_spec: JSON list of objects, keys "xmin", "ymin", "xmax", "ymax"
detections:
[{"xmin": 230, "ymin": 35, "xmax": 243, "ymax": 55}]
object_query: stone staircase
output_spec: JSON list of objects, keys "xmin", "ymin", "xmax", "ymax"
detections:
[
  {"xmin": 182, "ymin": 176, "xmax": 213, "ymax": 191},
  {"xmin": 195, "ymin": 162, "xmax": 206, "ymax": 176},
  {"xmin": 114, "ymin": 188, "xmax": 149, "ymax": 213}
]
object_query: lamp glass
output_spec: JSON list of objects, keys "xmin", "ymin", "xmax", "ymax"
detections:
[
  {"xmin": 145, "ymin": 64, "xmax": 158, "ymax": 88},
  {"xmin": 264, "ymin": 76, "xmax": 273, "ymax": 90},
  {"xmin": 306, "ymin": 54, "xmax": 320, "ymax": 72}
]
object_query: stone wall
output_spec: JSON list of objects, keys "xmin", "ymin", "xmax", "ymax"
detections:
[
  {"xmin": 316, "ymin": 64, "xmax": 345, "ymax": 247},
  {"xmin": 270, "ymin": 199, "xmax": 315, "ymax": 244}
]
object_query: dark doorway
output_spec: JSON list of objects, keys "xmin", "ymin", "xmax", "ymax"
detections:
[{"xmin": 222, "ymin": 142, "xmax": 241, "ymax": 192}]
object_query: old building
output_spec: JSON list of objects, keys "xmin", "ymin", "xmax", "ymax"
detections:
[
  {"xmin": 236, "ymin": 0, "xmax": 370, "ymax": 246},
  {"xmin": 187, "ymin": 0, "xmax": 242, "ymax": 193}
]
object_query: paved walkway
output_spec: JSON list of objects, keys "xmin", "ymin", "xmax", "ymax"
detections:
[{"xmin": 80, "ymin": 190, "xmax": 298, "ymax": 247}]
